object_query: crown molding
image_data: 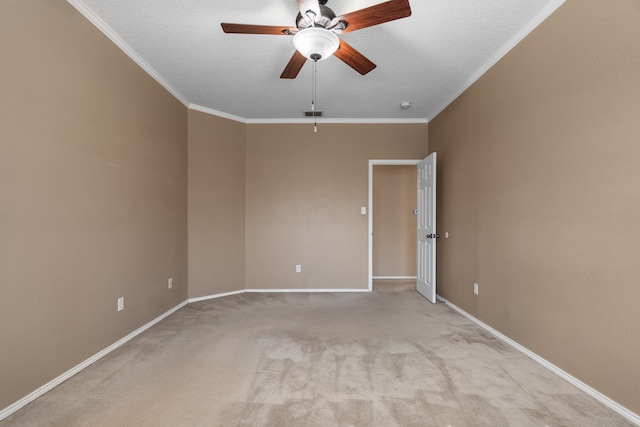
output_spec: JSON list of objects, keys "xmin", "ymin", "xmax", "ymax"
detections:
[
  {"xmin": 246, "ymin": 117, "xmax": 429, "ymax": 125},
  {"xmin": 188, "ymin": 104, "xmax": 248, "ymax": 124},
  {"xmin": 66, "ymin": 0, "xmax": 190, "ymax": 107},
  {"xmin": 427, "ymin": 0, "xmax": 567, "ymax": 122},
  {"xmin": 188, "ymin": 104, "xmax": 428, "ymax": 124}
]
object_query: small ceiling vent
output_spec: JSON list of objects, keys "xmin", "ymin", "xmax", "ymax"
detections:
[{"xmin": 304, "ymin": 110, "xmax": 323, "ymax": 117}]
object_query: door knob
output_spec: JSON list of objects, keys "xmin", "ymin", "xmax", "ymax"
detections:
[{"xmin": 426, "ymin": 233, "xmax": 440, "ymax": 239}]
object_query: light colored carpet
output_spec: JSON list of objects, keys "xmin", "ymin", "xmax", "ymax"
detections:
[{"xmin": 3, "ymin": 282, "xmax": 634, "ymax": 426}]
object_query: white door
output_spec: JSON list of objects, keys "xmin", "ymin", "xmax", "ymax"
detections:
[{"xmin": 417, "ymin": 153, "xmax": 437, "ymax": 303}]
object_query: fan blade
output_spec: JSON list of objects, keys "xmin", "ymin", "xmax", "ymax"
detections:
[
  {"xmin": 297, "ymin": 0, "xmax": 321, "ymax": 23},
  {"xmin": 281, "ymin": 51, "xmax": 307, "ymax": 79},
  {"xmin": 332, "ymin": 0, "xmax": 412, "ymax": 34},
  {"xmin": 221, "ymin": 23, "xmax": 295, "ymax": 35},
  {"xmin": 334, "ymin": 40, "xmax": 376, "ymax": 75}
]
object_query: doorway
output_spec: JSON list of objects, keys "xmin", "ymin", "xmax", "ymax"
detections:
[{"xmin": 368, "ymin": 160, "xmax": 420, "ymax": 291}]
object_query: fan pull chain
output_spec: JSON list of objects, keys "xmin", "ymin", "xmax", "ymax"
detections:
[{"xmin": 312, "ymin": 59, "xmax": 318, "ymax": 133}]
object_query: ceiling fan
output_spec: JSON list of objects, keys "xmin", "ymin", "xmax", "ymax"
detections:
[{"xmin": 221, "ymin": 0, "xmax": 412, "ymax": 79}]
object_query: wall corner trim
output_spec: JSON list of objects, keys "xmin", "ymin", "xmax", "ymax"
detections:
[
  {"xmin": 0, "ymin": 300, "xmax": 190, "ymax": 422},
  {"xmin": 437, "ymin": 296, "xmax": 640, "ymax": 426}
]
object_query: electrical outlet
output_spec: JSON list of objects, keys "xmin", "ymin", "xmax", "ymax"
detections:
[
  {"xmin": 168, "ymin": 277, "xmax": 173, "ymax": 289},
  {"xmin": 296, "ymin": 265, "xmax": 302, "ymax": 273},
  {"xmin": 473, "ymin": 283, "xmax": 479, "ymax": 295},
  {"xmin": 117, "ymin": 297, "xmax": 124, "ymax": 312}
]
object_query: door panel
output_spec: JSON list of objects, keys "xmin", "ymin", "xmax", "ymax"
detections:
[{"xmin": 417, "ymin": 153, "xmax": 436, "ymax": 303}]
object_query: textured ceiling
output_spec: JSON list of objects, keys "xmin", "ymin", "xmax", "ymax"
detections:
[{"xmin": 69, "ymin": 0, "xmax": 565, "ymax": 122}]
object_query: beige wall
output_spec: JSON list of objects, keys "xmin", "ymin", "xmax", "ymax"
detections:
[
  {"xmin": 188, "ymin": 119, "xmax": 427, "ymax": 296},
  {"xmin": 0, "ymin": 0, "xmax": 188, "ymax": 410},
  {"xmin": 429, "ymin": 0, "xmax": 640, "ymax": 414},
  {"xmin": 11, "ymin": 0, "xmax": 638, "ymax": 418},
  {"xmin": 188, "ymin": 111, "xmax": 246, "ymax": 298},
  {"xmin": 373, "ymin": 165, "xmax": 417, "ymax": 277},
  {"xmin": 245, "ymin": 124, "xmax": 428, "ymax": 290}
]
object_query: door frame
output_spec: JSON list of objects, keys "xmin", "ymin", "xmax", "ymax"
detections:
[{"xmin": 368, "ymin": 159, "xmax": 421, "ymax": 291}]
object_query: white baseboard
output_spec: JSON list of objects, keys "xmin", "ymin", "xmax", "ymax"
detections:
[
  {"xmin": 373, "ymin": 276, "xmax": 417, "ymax": 280},
  {"xmin": 4, "ymin": 287, "xmax": 376, "ymax": 420},
  {"xmin": 188, "ymin": 288, "xmax": 370, "ymax": 304},
  {"xmin": 14, "ymin": 290, "xmax": 634, "ymax": 425},
  {"xmin": 438, "ymin": 296, "xmax": 640, "ymax": 426},
  {"xmin": 188, "ymin": 289, "xmax": 245, "ymax": 303},
  {"xmin": 246, "ymin": 288, "xmax": 370, "ymax": 293},
  {"xmin": 0, "ymin": 300, "xmax": 189, "ymax": 422}
]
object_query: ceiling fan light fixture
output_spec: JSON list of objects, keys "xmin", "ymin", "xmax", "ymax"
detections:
[{"xmin": 293, "ymin": 27, "xmax": 339, "ymax": 61}]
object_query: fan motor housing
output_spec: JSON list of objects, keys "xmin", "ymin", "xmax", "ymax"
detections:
[{"xmin": 296, "ymin": 5, "xmax": 336, "ymax": 30}]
